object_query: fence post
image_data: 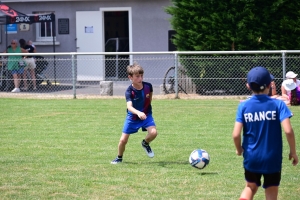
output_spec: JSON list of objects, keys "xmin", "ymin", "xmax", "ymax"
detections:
[
  {"xmin": 282, "ymin": 51, "xmax": 286, "ymax": 80},
  {"xmin": 71, "ymin": 54, "xmax": 77, "ymax": 99},
  {"xmin": 174, "ymin": 52, "xmax": 179, "ymax": 98}
]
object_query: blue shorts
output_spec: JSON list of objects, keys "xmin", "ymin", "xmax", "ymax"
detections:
[
  {"xmin": 10, "ymin": 68, "xmax": 24, "ymax": 75},
  {"xmin": 122, "ymin": 115, "xmax": 156, "ymax": 134}
]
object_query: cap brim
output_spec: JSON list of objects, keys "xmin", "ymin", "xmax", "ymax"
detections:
[
  {"xmin": 283, "ymin": 81, "xmax": 297, "ymax": 91},
  {"xmin": 286, "ymin": 72, "xmax": 298, "ymax": 78},
  {"xmin": 290, "ymin": 74, "xmax": 298, "ymax": 78}
]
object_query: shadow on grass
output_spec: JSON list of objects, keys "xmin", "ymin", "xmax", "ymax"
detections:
[
  {"xmin": 125, "ymin": 160, "xmax": 188, "ymax": 166},
  {"xmin": 122, "ymin": 161, "xmax": 219, "ymax": 175},
  {"xmin": 197, "ymin": 172, "xmax": 219, "ymax": 175}
]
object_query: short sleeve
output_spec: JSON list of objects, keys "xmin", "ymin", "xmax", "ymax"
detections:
[
  {"xmin": 278, "ymin": 101, "xmax": 293, "ymax": 122},
  {"xmin": 149, "ymin": 83, "xmax": 153, "ymax": 93},
  {"xmin": 124, "ymin": 86, "xmax": 133, "ymax": 102},
  {"xmin": 143, "ymin": 82, "xmax": 153, "ymax": 93},
  {"xmin": 235, "ymin": 102, "xmax": 245, "ymax": 123}
]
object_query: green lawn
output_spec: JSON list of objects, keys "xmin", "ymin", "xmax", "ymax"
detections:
[{"xmin": 0, "ymin": 98, "xmax": 299, "ymax": 199}]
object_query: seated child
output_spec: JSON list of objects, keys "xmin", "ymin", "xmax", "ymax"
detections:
[
  {"xmin": 268, "ymin": 74, "xmax": 280, "ymax": 98},
  {"xmin": 282, "ymin": 79, "xmax": 300, "ymax": 105}
]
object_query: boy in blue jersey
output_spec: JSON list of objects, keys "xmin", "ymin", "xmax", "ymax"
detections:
[
  {"xmin": 111, "ymin": 63, "xmax": 158, "ymax": 164},
  {"xmin": 232, "ymin": 66, "xmax": 298, "ymax": 200}
]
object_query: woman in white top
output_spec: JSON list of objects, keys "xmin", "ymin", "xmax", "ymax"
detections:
[{"xmin": 281, "ymin": 71, "xmax": 300, "ymax": 101}]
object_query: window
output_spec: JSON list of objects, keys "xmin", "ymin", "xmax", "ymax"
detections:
[
  {"xmin": 168, "ymin": 30, "xmax": 177, "ymax": 51},
  {"xmin": 34, "ymin": 11, "xmax": 55, "ymax": 42}
]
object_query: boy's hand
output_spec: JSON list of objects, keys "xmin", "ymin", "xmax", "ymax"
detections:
[
  {"xmin": 137, "ymin": 112, "xmax": 147, "ymax": 120},
  {"xmin": 289, "ymin": 153, "xmax": 299, "ymax": 166},
  {"xmin": 236, "ymin": 147, "xmax": 243, "ymax": 156}
]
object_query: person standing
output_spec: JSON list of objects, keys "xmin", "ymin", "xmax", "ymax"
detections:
[
  {"xmin": 27, "ymin": 40, "xmax": 35, "ymax": 49},
  {"xmin": 232, "ymin": 66, "xmax": 298, "ymax": 200},
  {"xmin": 3, "ymin": 39, "xmax": 28, "ymax": 93},
  {"xmin": 111, "ymin": 63, "xmax": 158, "ymax": 164},
  {"xmin": 19, "ymin": 38, "xmax": 37, "ymax": 90}
]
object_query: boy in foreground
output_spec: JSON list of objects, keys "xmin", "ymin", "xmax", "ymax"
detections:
[
  {"xmin": 111, "ymin": 63, "xmax": 158, "ymax": 164},
  {"xmin": 232, "ymin": 66, "xmax": 298, "ymax": 200}
]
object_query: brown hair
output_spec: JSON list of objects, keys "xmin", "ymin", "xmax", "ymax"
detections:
[
  {"xmin": 19, "ymin": 38, "xmax": 26, "ymax": 48},
  {"xmin": 290, "ymin": 89, "xmax": 298, "ymax": 106},
  {"xmin": 249, "ymin": 82, "xmax": 266, "ymax": 93},
  {"xmin": 127, "ymin": 62, "xmax": 144, "ymax": 76}
]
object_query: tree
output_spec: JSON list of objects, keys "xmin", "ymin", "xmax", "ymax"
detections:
[
  {"xmin": 166, "ymin": 0, "xmax": 300, "ymax": 51},
  {"xmin": 165, "ymin": 0, "xmax": 300, "ymax": 95}
]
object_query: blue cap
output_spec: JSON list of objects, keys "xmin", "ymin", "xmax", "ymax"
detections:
[
  {"xmin": 247, "ymin": 66, "xmax": 272, "ymax": 90},
  {"xmin": 270, "ymin": 74, "xmax": 274, "ymax": 81}
]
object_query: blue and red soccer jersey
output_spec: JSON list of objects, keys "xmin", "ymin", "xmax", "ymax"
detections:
[
  {"xmin": 125, "ymin": 81, "xmax": 153, "ymax": 120},
  {"xmin": 122, "ymin": 82, "xmax": 155, "ymax": 134}
]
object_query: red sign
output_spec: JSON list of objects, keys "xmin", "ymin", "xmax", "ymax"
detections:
[{"xmin": 0, "ymin": 5, "xmax": 18, "ymax": 17}]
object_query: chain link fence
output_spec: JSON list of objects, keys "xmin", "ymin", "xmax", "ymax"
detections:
[{"xmin": 0, "ymin": 51, "xmax": 299, "ymax": 98}]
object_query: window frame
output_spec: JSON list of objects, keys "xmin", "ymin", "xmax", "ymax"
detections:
[{"xmin": 34, "ymin": 11, "xmax": 56, "ymax": 42}]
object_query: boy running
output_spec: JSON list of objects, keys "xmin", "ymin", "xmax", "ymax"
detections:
[{"xmin": 111, "ymin": 63, "xmax": 158, "ymax": 164}]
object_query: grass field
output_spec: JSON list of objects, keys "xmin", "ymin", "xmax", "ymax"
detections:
[{"xmin": 0, "ymin": 98, "xmax": 299, "ymax": 199}]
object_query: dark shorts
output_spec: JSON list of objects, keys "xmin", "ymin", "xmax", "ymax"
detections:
[
  {"xmin": 122, "ymin": 115, "xmax": 156, "ymax": 134},
  {"xmin": 244, "ymin": 169, "xmax": 281, "ymax": 189},
  {"xmin": 10, "ymin": 68, "xmax": 24, "ymax": 75}
]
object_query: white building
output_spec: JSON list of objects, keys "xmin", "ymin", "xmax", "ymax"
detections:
[
  {"xmin": 0, "ymin": 0, "xmax": 175, "ymax": 81},
  {"xmin": 1, "ymin": 0, "xmax": 174, "ymax": 53}
]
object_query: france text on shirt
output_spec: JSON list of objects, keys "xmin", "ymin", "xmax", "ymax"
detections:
[{"xmin": 244, "ymin": 111, "xmax": 276, "ymax": 122}]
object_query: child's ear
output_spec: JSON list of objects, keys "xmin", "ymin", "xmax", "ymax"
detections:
[{"xmin": 246, "ymin": 83, "xmax": 250, "ymax": 90}]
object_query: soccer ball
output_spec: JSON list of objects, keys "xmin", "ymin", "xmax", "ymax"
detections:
[{"xmin": 189, "ymin": 149, "xmax": 210, "ymax": 169}]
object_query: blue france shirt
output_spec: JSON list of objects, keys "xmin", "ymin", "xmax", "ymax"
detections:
[{"xmin": 236, "ymin": 95, "xmax": 293, "ymax": 173}]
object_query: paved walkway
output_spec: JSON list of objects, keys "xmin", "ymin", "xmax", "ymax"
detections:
[{"xmin": 0, "ymin": 81, "xmax": 163, "ymax": 98}]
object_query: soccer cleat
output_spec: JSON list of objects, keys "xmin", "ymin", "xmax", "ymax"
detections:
[
  {"xmin": 141, "ymin": 141, "xmax": 154, "ymax": 158},
  {"xmin": 11, "ymin": 88, "xmax": 20, "ymax": 93},
  {"xmin": 111, "ymin": 157, "xmax": 122, "ymax": 164}
]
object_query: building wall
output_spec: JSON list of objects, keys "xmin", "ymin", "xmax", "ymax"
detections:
[{"xmin": 1, "ymin": 0, "xmax": 173, "ymax": 53}]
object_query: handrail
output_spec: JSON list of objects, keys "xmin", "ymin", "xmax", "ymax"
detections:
[{"xmin": 0, "ymin": 50, "xmax": 299, "ymax": 56}]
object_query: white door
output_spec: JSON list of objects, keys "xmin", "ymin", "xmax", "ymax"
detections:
[{"xmin": 76, "ymin": 11, "xmax": 104, "ymax": 81}]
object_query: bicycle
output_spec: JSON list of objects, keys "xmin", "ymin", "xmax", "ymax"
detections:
[{"xmin": 163, "ymin": 66, "xmax": 188, "ymax": 94}]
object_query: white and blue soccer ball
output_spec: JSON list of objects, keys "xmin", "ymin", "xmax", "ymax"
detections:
[{"xmin": 189, "ymin": 149, "xmax": 210, "ymax": 169}]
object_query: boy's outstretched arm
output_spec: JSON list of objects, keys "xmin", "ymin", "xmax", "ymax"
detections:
[
  {"xmin": 281, "ymin": 118, "xmax": 299, "ymax": 166},
  {"xmin": 127, "ymin": 101, "xmax": 147, "ymax": 120},
  {"xmin": 232, "ymin": 122, "xmax": 243, "ymax": 156}
]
